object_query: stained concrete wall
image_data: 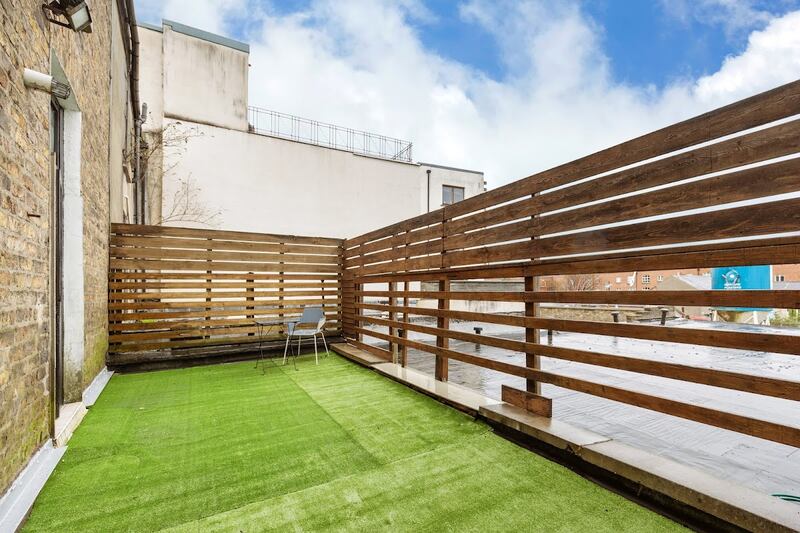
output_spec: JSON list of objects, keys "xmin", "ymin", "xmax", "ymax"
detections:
[
  {"xmin": 160, "ymin": 119, "xmax": 434, "ymax": 237},
  {"xmin": 138, "ymin": 20, "xmax": 484, "ymax": 237},
  {"xmin": 161, "ymin": 21, "xmax": 248, "ymax": 131}
]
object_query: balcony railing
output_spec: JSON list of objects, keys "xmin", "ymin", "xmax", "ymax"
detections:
[{"xmin": 247, "ymin": 106, "xmax": 413, "ymax": 162}]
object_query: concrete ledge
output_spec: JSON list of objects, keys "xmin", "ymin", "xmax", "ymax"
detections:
[
  {"xmin": 481, "ymin": 402, "xmax": 800, "ymax": 532},
  {"xmin": 372, "ymin": 362, "xmax": 502, "ymax": 416},
  {"xmin": 82, "ymin": 366, "xmax": 113, "ymax": 407},
  {"xmin": 331, "ymin": 343, "xmax": 387, "ymax": 366},
  {"xmin": 0, "ymin": 440, "xmax": 66, "ymax": 533},
  {"xmin": 54, "ymin": 402, "xmax": 87, "ymax": 447}
]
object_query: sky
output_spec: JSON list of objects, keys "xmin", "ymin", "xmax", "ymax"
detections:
[{"xmin": 135, "ymin": 0, "xmax": 800, "ymax": 188}]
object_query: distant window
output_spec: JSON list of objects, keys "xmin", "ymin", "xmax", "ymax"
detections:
[
  {"xmin": 615, "ymin": 277, "xmax": 621, "ymax": 283},
  {"xmin": 657, "ymin": 275, "xmax": 664, "ymax": 282},
  {"xmin": 642, "ymin": 274, "xmax": 651, "ymax": 284},
  {"xmin": 776, "ymin": 275, "xmax": 785, "ymax": 282},
  {"xmin": 442, "ymin": 185, "xmax": 465, "ymax": 205}
]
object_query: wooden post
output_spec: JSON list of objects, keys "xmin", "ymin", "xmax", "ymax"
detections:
[
  {"xmin": 524, "ymin": 277, "xmax": 541, "ymax": 394},
  {"xmin": 356, "ymin": 282, "xmax": 364, "ymax": 343},
  {"xmin": 246, "ymin": 273, "xmax": 255, "ymax": 336},
  {"xmin": 204, "ymin": 238, "xmax": 212, "ymax": 339},
  {"xmin": 401, "ymin": 280, "xmax": 409, "ymax": 367},
  {"xmin": 526, "ymin": 190, "xmax": 542, "ymax": 394},
  {"xmin": 435, "ymin": 278, "xmax": 449, "ymax": 381},
  {"xmin": 278, "ymin": 245, "xmax": 285, "ymax": 334},
  {"xmin": 389, "ymin": 281, "xmax": 398, "ymax": 363}
]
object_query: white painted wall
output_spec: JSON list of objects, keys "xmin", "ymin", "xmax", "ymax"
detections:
[
  {"xmin": 140, "ymin": 20, "xmax": 484, "ymax": 238},
  {"xmin": 162, "ymin": 25, "xmax": 248, "ymax": 131},
  {"xmin": 62, "ymin": 110, "xmax": 85, "ymax": 393},
  {"xmin": 139, "ymin": 26, "xmax": 163, "ymax": 132},
  {"xmin": 420, "ymin": 163, "xmax": 485, "ymax": 213},
  {"xmin": 162, "ymin": 120, "xmax": 435, "ymax": 237}
]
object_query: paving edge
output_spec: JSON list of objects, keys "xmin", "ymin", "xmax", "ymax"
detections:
[
  {"xmin": 333, "ymin": 342, "xmax": 800, "ymax": 532},
  {"xmin": 480, "ymin": 403, "xmax": 800, "ymax": 532},
  {"xmin": 0, "ymin": 441, "xmax": 66, "ymax": 533},
  {"xmin": 1, "ymin": 365, "xmax": 116, "ymax": 532}
]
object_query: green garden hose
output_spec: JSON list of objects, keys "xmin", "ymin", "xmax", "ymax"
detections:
[{"xmin": 772, "ymin": 493, "xmax": 800, "ymax": 503}]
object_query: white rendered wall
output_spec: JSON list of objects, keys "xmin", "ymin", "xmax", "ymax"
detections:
[
  {"xmin": 162, "ymin": 27, "xmax": 248, "ymax": 131},
  {"xmin": 161, "ymin": 120, "xmax": 482, "ymax": 238},
  {"xmin": 421, "ymin": 163, "xmax": 485, "ymax": 213},
  {"xmin": 138, "ymin": 26, "xmax": 164, "ymax": 132},
  {"xmin": 62, "ymin": 110, "xmax": 85, "ymax": 393}
]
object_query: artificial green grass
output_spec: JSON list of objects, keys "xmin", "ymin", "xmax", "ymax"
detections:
[{"xmin": 23, "ymin": 354, "xmax": 684, "ymax": 532}]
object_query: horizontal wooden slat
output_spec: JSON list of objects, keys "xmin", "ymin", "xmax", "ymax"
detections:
[
  {"xmin": 538, "ymin": 157, "xmax": 800, "ymax": 237},
  {"xmin": 355, "ymin": 327, "xmax": 800, "ymax": 447},
  {"xmin": 110, "ymin": 258, "xmax": 341, "ymax": 273},
  {"xmin": 536, "ymin": 196, "xmax": 800, "ymax": 258},
  {"xmin": 109, "ymin": 297, "xmax": 337, "ymax": 311},
  {"xmin": 109, "ymin": 272, "xmax": 339, "ymax": 281},
  {"xmin": 108, "ymin": 307, "xmax": 339, "ymax": 323},
  {"xmin": 110, "ymin": 328, "xmax": 339, "ymax": 353},
  {"xmin": 344, "ymin": 210, "xmax": 442, "ymax": 249},
  {"xmin": 441, "ymin": 79, "xmax": 800, "ymax": 220},
  {"xmin": 355, "ymin": 302, "xmax": 800, "ymax": 355},
  {"xmin": 355, "ymin": 290, "xmax": 800, "ymax": 309},
  {"xmin": 110, "ymin": 235, "xmax": 340, "ymax": 255},
  {"xmin": 110, "ymin": 246, "xmax": 341, "ymax": 265},
  {"xmin": 110, "ymin": 289, "xmax": 339, "ymax": 301},
  {"xmin": 358, "ymin": 315, "xmax": 800, "ymax": 400},
  {"xmin": 109, "ymin": 281, "xmax": 337, "ymax": 290},
  {"xmin": 441, "ymin": 119, "xmax": 800, "ymax": 237},
  {"xmin": 112, "ymin": 223, "xmax": 343, "ymax": 246},
  {"xmin": 109, "ymin": 314, "xmax": 340, "ymax": 333}
]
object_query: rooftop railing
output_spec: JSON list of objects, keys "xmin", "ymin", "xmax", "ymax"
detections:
[{"xmin": 247, "ymin": 106, "xmax": 413, "ymax": 162}]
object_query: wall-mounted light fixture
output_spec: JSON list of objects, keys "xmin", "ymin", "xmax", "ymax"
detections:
[
  {"xmin": 41, "ymin": 0, "xmax": 92, "ymax": 33},
  {"xmin": 23, "ymin": 68, "xmax": 71, "ymax": 99}
]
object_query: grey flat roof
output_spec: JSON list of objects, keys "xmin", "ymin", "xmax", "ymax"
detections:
[
  {"xmin": 418, "ymin": 161, "xmax": 484, "ymax": 175},
  {"xmin": 137, "ymin": 21, "xmax": 162, "ymax": 32},
  {"xmin": 156, "ymin": 19, "xmax": 250, "ymax": 53}
]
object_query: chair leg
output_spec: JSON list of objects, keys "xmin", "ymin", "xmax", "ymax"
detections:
[
  {"xmin": 314, "ymin": 335, "xmax": 319, "ymax": 365},
  {"xmin": 320, "ymin": 331, "xmax": 328, "ymax": 356},
  {"xmin": 283, "ymin": 335, "xmax": 291, "ymax": 365}
]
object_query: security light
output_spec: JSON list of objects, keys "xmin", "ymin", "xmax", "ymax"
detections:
[{"xmin": 42, "ymin": 0, "xmax": 93, "ymax": 33}]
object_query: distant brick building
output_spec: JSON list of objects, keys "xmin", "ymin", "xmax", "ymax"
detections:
[{"xmin": 1, "ymin": 0, "xmax": 139, "ymax": 497}]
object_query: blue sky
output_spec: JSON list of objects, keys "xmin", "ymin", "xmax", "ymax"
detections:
[
  {"xmin": 139, "ymin": 0, "xmax": 799, "ymax": 89},
  {"xmin": 136, "ymin": 0, "xmax": 800, "ymax": 186}
]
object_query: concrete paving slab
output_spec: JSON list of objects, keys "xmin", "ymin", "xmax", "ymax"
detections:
[{"xmin": 372, "ymin": 362, "xmax": 502, "ymax": 415}]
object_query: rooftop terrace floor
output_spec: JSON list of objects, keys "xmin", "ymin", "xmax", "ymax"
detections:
[{"xmin": 23, "ymin": 354, "xmax": 681, "ymax": 532}]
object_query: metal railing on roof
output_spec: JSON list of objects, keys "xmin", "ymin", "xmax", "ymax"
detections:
[{"xmin": 247, "ymin": 106, "xmax": 413, "ymax": 162}]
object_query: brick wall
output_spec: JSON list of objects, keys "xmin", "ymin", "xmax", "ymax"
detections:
[{"xmin": 0, "ymin": 0, "xmax": 117, "ymax": 494}]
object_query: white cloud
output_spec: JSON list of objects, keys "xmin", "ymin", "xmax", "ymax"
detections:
[
  {"xmin": 660, "ymin": 0, "xmax": 777, "ymax": 38},
  {"xmin": 139, "ymin": 0, "xmax": 800, "ymax": 188}
]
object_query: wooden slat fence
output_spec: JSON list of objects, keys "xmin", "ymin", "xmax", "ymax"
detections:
[
  {"xmin": 340, "ymin": 79, "xmax": 800, "ymax": 448},
  {"xmin": 108, "ymin": 224, "xmax": 343, "ymax": 364}
]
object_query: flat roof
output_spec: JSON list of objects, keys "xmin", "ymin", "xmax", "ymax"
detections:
[
  {"xmin": 418, "ymin": 161, "xmax": 484, "ymax": 175},
  {"xmin": 138, "ymin": 19, "xmax": 250, "ymax": 54}
]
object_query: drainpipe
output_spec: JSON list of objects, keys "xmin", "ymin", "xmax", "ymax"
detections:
[
  {"xmin": 119, "ymin": 0, "xmax": 142, "ymax": 222},
  {"xmin": 426, "ymin": 169, "xmax": 431, "ymax": 212}
]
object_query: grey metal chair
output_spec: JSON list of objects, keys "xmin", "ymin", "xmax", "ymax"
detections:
[{"xmin": 283, "ymin": 306, "xmax": 329, "ymax": 366}]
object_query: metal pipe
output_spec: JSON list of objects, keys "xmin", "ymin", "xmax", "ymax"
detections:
[
  {"xmin": 426, "ymin": 169, "xmax": 431, "ymax": 212},
  {"xmin": 119, "ymin": 0, "xmax": 142, "ymax": 221}
]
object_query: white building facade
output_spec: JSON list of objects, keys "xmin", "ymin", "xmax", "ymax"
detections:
[{"xmin": 138, "ymin": 20, "xmax": 484, "ymax": 238}]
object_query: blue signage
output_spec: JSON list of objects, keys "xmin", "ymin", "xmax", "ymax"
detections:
[{"xmin": 711, "ymin": 265, "xmax": 772, "ymax": 311}]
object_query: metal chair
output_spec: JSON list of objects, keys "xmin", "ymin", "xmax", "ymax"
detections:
[{"xmin": 283, "ymin": 306, "xmax": 329, "ymax": 366}]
